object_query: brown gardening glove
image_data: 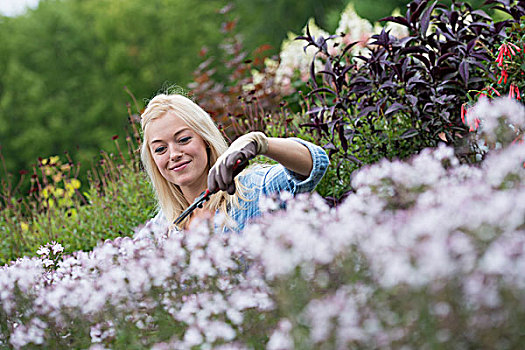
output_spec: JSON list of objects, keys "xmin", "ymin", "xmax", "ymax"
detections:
[{"xmin": 208, "ymin": 132, "xmax": 269, "ymax": 195}]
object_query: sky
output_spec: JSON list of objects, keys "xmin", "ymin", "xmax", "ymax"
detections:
[{"xmin": 0, "ymin": 0, "xmax": 40, "ymax": 17}]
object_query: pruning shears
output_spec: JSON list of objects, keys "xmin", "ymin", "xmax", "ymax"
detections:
[{"xmin": 173, "ymin": 158, "xmax": 249, "ymax": 226}]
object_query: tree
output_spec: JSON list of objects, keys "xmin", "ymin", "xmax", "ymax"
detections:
[{"xmin": 0, "ymin": 0, "xmax": 227, "ymax": 177}]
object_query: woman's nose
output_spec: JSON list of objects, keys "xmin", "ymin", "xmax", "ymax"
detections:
[{"xmin": 169, "ymin": 145, "xmax": 183, "ymax": 160}]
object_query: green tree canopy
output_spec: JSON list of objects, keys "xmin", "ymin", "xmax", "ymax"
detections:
[{"xmin": 0, "ymin": 0, "xmax": 227, "ymax": 176}]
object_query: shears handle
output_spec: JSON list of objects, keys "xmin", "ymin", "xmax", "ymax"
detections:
[
  {"xmin": 208, "ymin": 158, "xmax": 249, "ymax": 195},
  {"xmin": 173, "ymin": 158, "xmax": 249, "ymax": 225}
]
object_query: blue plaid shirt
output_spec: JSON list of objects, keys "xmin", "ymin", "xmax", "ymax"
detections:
[
  {"xmin": 146, "ymin": 138, "xmax": 329, "ymax": 234},
  {"xmin": 225, "ymin": 138, "xmax": 328, "ymax": 232}
]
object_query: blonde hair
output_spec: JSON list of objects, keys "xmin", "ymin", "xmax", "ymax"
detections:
[{"xmin": 140, "ymin": 93, "xmax": 243, "ymax": 230}]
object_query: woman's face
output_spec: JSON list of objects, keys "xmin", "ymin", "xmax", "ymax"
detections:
[{"xmin": 146, "ymin": 111, "xmax": 209, "ymax": 194}]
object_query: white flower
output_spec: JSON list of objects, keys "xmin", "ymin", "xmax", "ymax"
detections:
[
  {"xmin": 42, "ymin": 259, "xmax": 54, "ymax": 268},
  {"xmin": 184, "ymin": 327, "xmax": 203, "ymax": 347},
  {"xmin": 36, "ymin": 247, "xmax": 50, "ymax": 256},
  {"xmin": 51, "ymin": 243, "xmax": 64, "ymax": 255},
  {"xmin": 9, "ymin": 318, "xmax": 46, "ymax": 349},
  {"xmin": 188, "ymin": 249, "xmax": 216, "ymax": 278},
  {"xmin": 336, "ymin": 3, "xmax": 374, "ymax": 56},
  {"xmin": 275, "ymin": 18, "xmax": 330, "ymax": 88},
  {"xmin": 267, "ymin": 319, "xmax": 293, "ymax": 350},
  {"xmin": 378, "ymin": 9, "xmax": 410, "ymax": 39},
  {"xmin": 203, "ymin": 321, "xmax": 236, "ymax": 343},
  {"xmin": 90, "ymin": 324, "xmax": 103, "ymax": 343}
]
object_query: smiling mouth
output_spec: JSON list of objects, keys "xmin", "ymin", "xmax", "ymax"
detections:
[{"xmin": 171, "ymin": 161, "xmax": 191, "ymax": 172}]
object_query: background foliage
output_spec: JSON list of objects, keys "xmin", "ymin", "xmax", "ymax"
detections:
[
  {"xmin": 0, "ymin": 0, "xmax": 418, "ymax": 181},
  {"xmin": 0, "ymin": 0, "xmax": 228, "ymax": 179}
]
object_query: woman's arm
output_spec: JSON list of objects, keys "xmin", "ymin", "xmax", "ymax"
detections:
[
  {"xmin": 208, "ymin": 132, "xmax": 324, "ymax": 194},
  {"xmin": 263, "ymin": 138, "xmax": 313, "ymax": 177}
]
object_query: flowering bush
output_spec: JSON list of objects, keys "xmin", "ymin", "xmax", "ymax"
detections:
[
  {"xmin": 463, "ymin": 15, "xmax": 524, "ymax": 152},
  {"xmin": 187, "ymin": 4, "xmax": 410, "ymax": 143},
  {"xmin": 287, "ymin": 0, "xmax": 525, "ymax": 203},
  {"xmin": 273, "ymin": 3, "xmax": 409, "ymax": 96},
  {"xmin": 0, "ymin": 97, "xmax": 523, "ymax": 349},
  {"xmin": 274, "ymin": 18, "xmax": 332, "ymax": 94}
]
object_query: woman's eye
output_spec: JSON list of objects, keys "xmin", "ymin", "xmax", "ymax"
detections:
[
  {"xmin": 154, "ymin": 146, "xmax": 166, "ymax": 153},
  {"xmin": 178, "ymin": 136, "xmax": 192, "ymax": 144}
]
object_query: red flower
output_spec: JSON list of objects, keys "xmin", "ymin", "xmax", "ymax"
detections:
[
  {"xmin": 496, "ymin": 44, "xmax": 505, "ymax": 67},
  {"xmin": 508, "ymin": 42, "xmax": 521, "ymax": 55},
  {"xmin": 476, "ymin": 86, "xmax": 501, "ymax": 97},
  {"xmin": 496, "ymin": 42, "xmax": 521, "ymax": 67},
  {"xmin": 489, "ymin": 86, "xmax": 501, "ymax": 96},
  {"xmin": 509, "ymin": 85, "xmax": 521, "ymax": 100},
  {"xmin": 497, "ymin": 69, "xmax": 508, "ymax": 85}
]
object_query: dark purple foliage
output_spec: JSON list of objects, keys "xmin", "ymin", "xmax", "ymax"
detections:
[{"xmin": 297, "ymin": 0, "xmax": 525, "ymax": 164}]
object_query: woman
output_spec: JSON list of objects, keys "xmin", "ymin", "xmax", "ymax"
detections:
[{"xmin": 140, "ymin": 93, "xmax": 329, "ymax": 233}]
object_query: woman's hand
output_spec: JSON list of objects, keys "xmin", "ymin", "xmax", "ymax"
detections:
[{"xmin": 207, "ymin": 132, "xmax": 268, "ymax": 194}]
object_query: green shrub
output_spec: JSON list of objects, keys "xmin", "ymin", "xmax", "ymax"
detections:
[{"xmin": 0, "ymin": 136, "xmax": 155, "ymax": 265}]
